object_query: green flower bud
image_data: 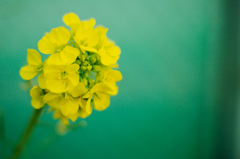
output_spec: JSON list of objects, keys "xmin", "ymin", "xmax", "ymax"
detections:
[
  {"xmin": 83, "ymin": 72, "xmax": 88, "ymax": 78},
  {"xmin": 92, "ymin": 65, "xmax": 102, "ymax": 72},
  {"xmin": 86, "ymin": 56, "xmax": 89, "ymax": 61},
  {"xmin": 95, "ymin": 73, "xmax": 103, "ymax": 83},
  {"xmin": 86, "ymin": 65, "xmax": 92, "ymax": 71},
  {"xmin": 90, "ymin": 57, "xmax": 97, "ymax": 64},
  {"xmin": 82, "ymin": 61, "xmax": 89, "ymax": 66},
  {"xmin": 88, "ymin": 78, "xmax": 95, "ymax": 88},
  {"xmin": 80, "ymin": 66, "xmax": 86, "ymax": 71},
  {"xmin": 81, "ymin": 54, "xmax": 87, "ymax": 62},
  {"xmin": 80, "ymin": 78, "xmax": 88, "ymax": 87},
  {"xmin": 75, "ymin": 59, "xmax": 81, "ymax": 65}
]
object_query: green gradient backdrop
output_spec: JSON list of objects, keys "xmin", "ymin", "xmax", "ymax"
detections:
[{"xmin": 0, "ymin": 0, "xmax": 225, "ymax": 158}]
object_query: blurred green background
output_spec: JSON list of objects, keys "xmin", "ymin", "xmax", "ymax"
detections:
[{"xmin": 0, "ymin": 0, "xmax": 240, "ymax": 159}]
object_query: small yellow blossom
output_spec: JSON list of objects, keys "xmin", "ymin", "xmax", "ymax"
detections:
[
  {"xmin": 20, "ymin": 49, "xmax": 43, "ymax": 80},
  {"xmin": 74, "ymin": 25, "xmax": 99, "ymax": 53},
  {"xmin": 38, "ymin": 27, "xmax": 70, "ymax": 54},
  {"xmin": 96, "ymin": 27, "xmax": 121, "ymax": 65},
  {"xmin": 44, "ymin": 64, "xmax": 79, "ymax": 93},
  {"xmin": 63, "ymin": 12, "xmax": 95, "ymax": 35},
  {"xmin": 30, "ymin": 86, "xmax": 45, "ymax": 109}
]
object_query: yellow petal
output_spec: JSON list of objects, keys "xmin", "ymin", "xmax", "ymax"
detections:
[
  {"xmin": 67, "ymin": 73, "xmax": 79, "ymax": 88},
  {"xmin": 46, "ymin": 79, "xmax": 67, "ymax": 93},
  {"xmin": 63, "ymin": 12, "xmax": 80, "ymax": 26},
  {"xmin": 104, "ymin": 70, "xmax": 122, "ymax": 82},
  {"xmin": 83, "ymin": 18, "xmax": 96, "ymax": 28},
  {"xmin": 48, "ymin": 27, "xmax": 70, "ymax": 47},
  {"xmin": 38, "ymin": 34, "xmax": 56, "ymax": 54},
  {"xmin": 79, "ymin": 98, "xmax": 92, "ymax": 115},
  {"xmin": 59, "ymin": 99, "xmax": 79, "ymax": 116},
  {"xmin": 93, "ymin": 92, "xmax": 110, "ymax": 111},
  {"xmin": 67, "ymin": 113, "xmax": 78, "ymax": 122},
  {"xmin": 68, "ymin": 82, "xmax": 88, "ymax": 97},
  {"xmin": 31, "ymin": 97, "xmax": 44, "ymax": 109},
  {"xmin": 80, "ymin": 45, "xmax": 98, "ymax": 53},
  {"xmin": 27, "ymin": 49, "xmax": 43, "ymax": 66},
  {"xmin": 66, "ymin": 64, "xmax": 79, "ymax": 74},
  {"xmin": 78, "ymin": 108, "xmax": 91, "ymax": 118},
  {"xmin": 90, "ymin": 83, "xmax": 113, "ymax": 94},
  {"xmin": 30, "ymin": 86, "xmax": 42, "ymax": 98},
  {"xmin": 60, "ymin": 46, "xmax": 80, "ymax": 64},
  {"xmin": 47, "ymin": 53, "xmax": 65, "ymax": 65},
  {"xmin": 43, "ymin": 93, "xmax": 61, "ymax": 108},
  {"xmin": 38, "ymin": 73, "xmax": 46, "ymax": 89},
  {"xmin": 20, "ymin": 65, "xmax": 38, "ymax": 80}
]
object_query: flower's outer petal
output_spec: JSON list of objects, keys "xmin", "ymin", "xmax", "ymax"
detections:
[
  {"xmin": 78, "ymin": 108, "xmax": 91, "ymax": 118},
  {"xmin": 68, "ymin": 23, "xmax": 80, "ymax": 35},
  {"xmin": 53, "ymin": 109, "xmax": 69, "ymax": 125},
  {"xmin": 67, "ymin": 73, "xmax": 79, "ymax": 88},
  {"xmin": 47, "ymin": 53, "xmax": 66, "ymax": 65},
  {"xmin": 27, "ymin": 49, "xmax": 43, "ymax": 66},
  {"xmin": 60, "ymin": 46, "xmax": 80, "ymax": 64},
  {"xmin": 48, "ymin": 27, "xmax": 70, "ymax": 46},
  {"xmin": 31, "ymin": 97, "xmax": 44, "ymax": 109},
  {"xmin": 80, "ymin": 45, "xmax": 98, "ymax": 53},
  {"xmin": 46, "ymin": 79, "xmax": 67, "ymax": 93},
  {"xmin": 63, "ymin": 13, "xmax": 80, "ymax": 26},
  {"xmin": 86, "ymin": 28, "xmax": 99, "ymax": 47},
  {"xmin": 67, "ymin": 113, "xmax": 78, "ymax": 122},
  {"xmin": 90, "ymin": 83, "xmax": 113, "ymax": 94},
  {"xmin": 79, "ymin": 98, "xmax": 92, "ymax": 115},
  {"xmin": 20, "ymin": 65, "xmax": 38, "ymax": 80},
  {"xmin": 43, "ymin": 93, "xmax": 61, "ymax": 108},
  {"xmin": 83, "ymin": 18, "xmax": 96, "ymax": 28},
  {"xmin": 59, "ymin": 99, "xmax": 79, "ymax": 116},
  {"xmin": 44, "ymin": 65, "xmax": 63, "ymax": 79},
  {"xmin": 93, "ymin": 92, "xmax": 110, "ymax": 111},
  {"xmin": 30, "ymin": 86, "xmax": 41, "ymax": 98},
  {"xmin": 68, "ymin": 82, "xmax": 88, "ymax": 97},
  {"xmin": 98, "ymin": 47, "xmax": 106, "ymax": 56},
  {"xmin": 38, "ymin": 34, "xmax": 56, "ymax": 54},
  {"xmin": 82, "ymin": 92, "xmax": 92, "ymax": 99},
  {"xmin": 66, "ymin": 64, "xmax": 79, "ymax": 74},
  {"xmin": 38, "ymin": 73, "xmax": 46, "ymax": 89},
  {"xmin": 104, "ymin": 70, "xmax": 122, "ymax": 82}
]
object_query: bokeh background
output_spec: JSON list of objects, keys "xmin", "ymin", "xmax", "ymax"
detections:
[{"xmin": 0, "ymin": 0, "xmax": 240, "ymax": 159}]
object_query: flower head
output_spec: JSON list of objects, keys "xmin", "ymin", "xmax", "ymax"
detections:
[{"xmin": 20, "ymin": 12, "xmax": 122, "ymax": 125}]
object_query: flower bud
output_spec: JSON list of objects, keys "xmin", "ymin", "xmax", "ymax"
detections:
[
  {"xmin": 92, "ymin": 65, "xmax": 102, "ymax": 72},
  {"xmin": 80, "ymin": 66, "xmax": 86, "ymax": 71},
  {"xmin": 90, "ymin": 57, "xmax": 96, "ymax": 64},
  {"xmin": 80, "ymin": 78, "xmax": 88, "ymax": 87},
  {"xmin": 83, "ymin": 72, "xmax": 88, "ymax": 78},
  {"xmin": 86, "ymin": 66, "xmax": 92, "ymax": 71},
  {"xmin": 81, "ymin": 54, "xmax": 87, "ymax": 62},
  {"xmin": 75, "ymin": 59, "xmax": 81, "ymax": 65}
]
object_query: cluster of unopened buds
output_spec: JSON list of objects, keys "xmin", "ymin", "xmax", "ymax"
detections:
[{"xmin": 19, "ymin": 13, "xmax": 122, "ymax": 125}]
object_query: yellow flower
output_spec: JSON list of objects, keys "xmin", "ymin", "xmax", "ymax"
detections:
[
  {"xmin": 20, "ymin": 49, "xmax": 43, "ymax": 80},
  {"xmin": 38, "ymin": 27, "xmax": 70, "ymax": 54},
  {"xmin": 74, "ymin": 25, "xmax": 99, "ymax": 53},
  {"xmin": 30, "ymin": 86, "xmax": 45, "ymax": 109},
  {"xmin": 44, "ymin": 64, "xmax": 79, "ymax": 93},
  {"xmin": 83, "ymin": 83, "xmax": 113, "ymax": 111},
  {"xmin": 63, "ymin": 12, "xmax": 95, "ymax": 35},
  {"xmin": 38, "ymin": 27, "xmax": 80, "ymax": 65},
  {"xmin": 43, "ymin": 82, "xmax": 88, "ymax": 117},
  {"xmin": 53, "ymin": 109, "xmax": 69, "ymax": 125},
  {"xmin": 103, "ymin": 69, "xmax": 122, "ymax": 95},
  {"xmin": 96, "ymin": 27, "xmax": 121, "ymax": 65}
]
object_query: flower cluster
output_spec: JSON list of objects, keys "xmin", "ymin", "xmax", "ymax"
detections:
[{"xmin": 20, "ymin": 13, "xmax": 122, "ymax": 125}]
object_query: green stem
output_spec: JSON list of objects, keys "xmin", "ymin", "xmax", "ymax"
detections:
[{"xmin": 9, "ymin": 108, "xmax": 43, "ymax": 159}]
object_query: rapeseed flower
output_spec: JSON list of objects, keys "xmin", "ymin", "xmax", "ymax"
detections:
[{"xmin": 20, "ymin": 12, "xmax": 122, "ymax": 125}]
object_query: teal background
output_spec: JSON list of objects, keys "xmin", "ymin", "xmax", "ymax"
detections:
[{"xmin": 0, "ymin": 0, "xmax": 237, "ymax": 159}]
